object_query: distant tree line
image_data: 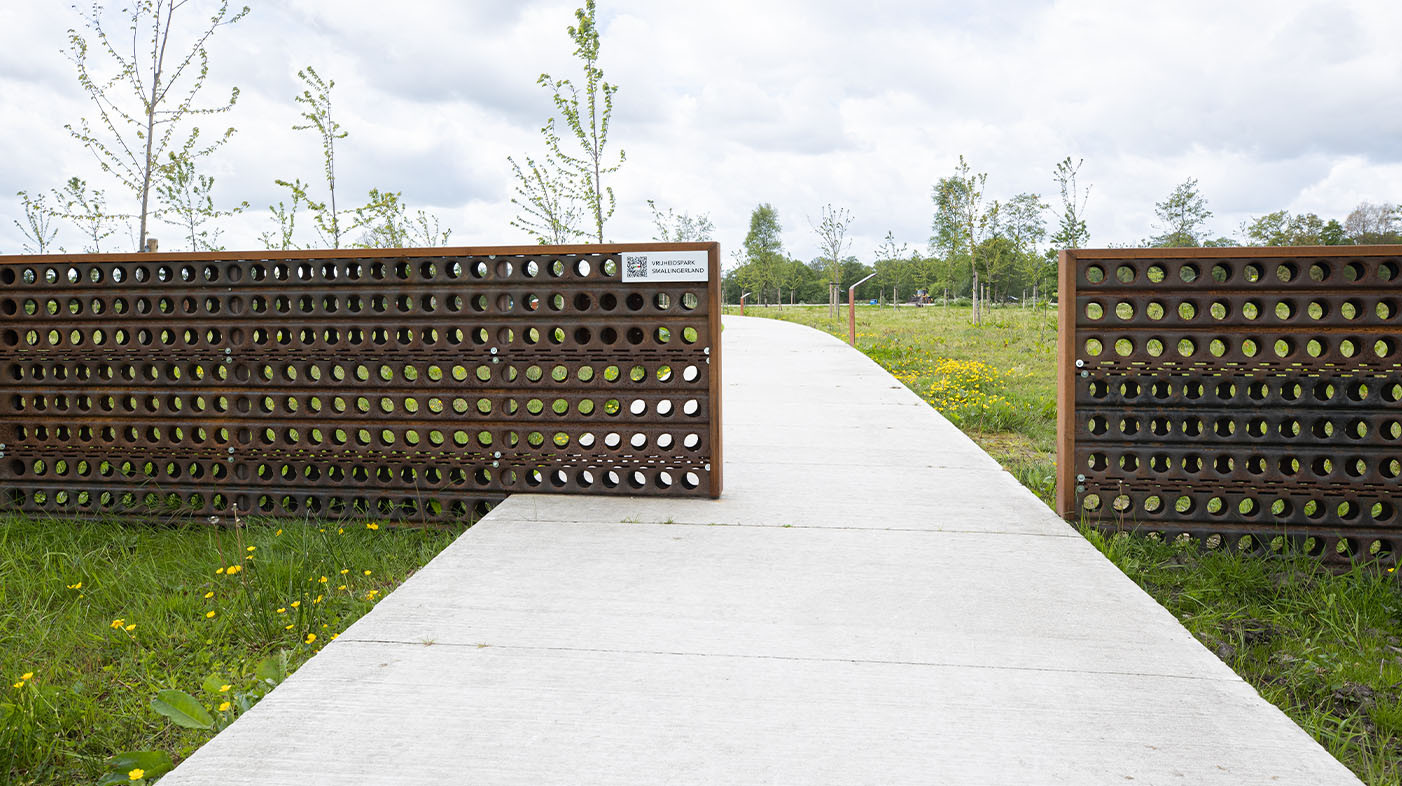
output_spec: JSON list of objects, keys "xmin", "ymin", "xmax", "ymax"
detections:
[{"xmin": 723, "ymin": 156, "xmax": 1402, "ymax": 312}]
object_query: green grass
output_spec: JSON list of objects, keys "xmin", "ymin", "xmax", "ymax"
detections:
[
  {"xmin": 0, "ymin": 513, "xmax": 465, "ymax": 784},
  {"xmin": 735, "ymin": 302, "xmax": 1402, "ymax": 785}
]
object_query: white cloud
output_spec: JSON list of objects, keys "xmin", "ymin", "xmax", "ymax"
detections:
[{"xmin": 2, "ymin": 0, "xmax": 1401, "ymax": 258}]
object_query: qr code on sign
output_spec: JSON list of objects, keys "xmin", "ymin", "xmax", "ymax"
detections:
[{"xmin": 624, "ymin": 254, "xmax": 648, "ymax": 278}]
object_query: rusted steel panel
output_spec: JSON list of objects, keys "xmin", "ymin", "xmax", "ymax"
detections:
[
  {"xmin": 0, "ymin": 243, "xmax": 722, "ymax": 524},
  {"xmin": 1059, "ymin": 247, "xmax": 1402, "ymax": 566}
]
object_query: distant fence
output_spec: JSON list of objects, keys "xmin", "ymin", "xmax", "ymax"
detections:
[
  {"xmin": 1057, "ymin": 247, "xmax": 1401, "ymax": 566},
  {"xmin": 0, "ymin": 243, "xmax": 722, "ymax": 524}
]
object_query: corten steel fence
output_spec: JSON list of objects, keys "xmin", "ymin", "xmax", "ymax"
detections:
[
  {"xmin": 0, "ymin": 243, "xmax": 722, "ymax": 524},
  {"xmin": 1058, "ymin": 247, "xmax": 1402, "ymax": 567}
]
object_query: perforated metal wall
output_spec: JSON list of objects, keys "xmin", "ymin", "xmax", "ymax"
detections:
[
  {"xmin": 1057, "ymin": 247, "xmax": 1401, "ymax": 566},
  {"xmin": 0, "ymin": 243, "xmax": 722, "ymax": 524}
]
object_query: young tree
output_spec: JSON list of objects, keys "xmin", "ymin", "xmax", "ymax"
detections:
[
  {"xmin": 351, "ymin": 189, "xmax": 453, "ymax": 249},
  {"xmin": 1149, "ymin": 178, "xmax": 1213, "ymax": 247},
  {"xmin": 1001, "ymin": 192, "xmax": 1049, "ymax": 305},
  {"xmin": 157, "ymin": 151, "xmax": 245, "ymax": 250},
  {"xmin": 508, "ymin": 134, "xmax": 584, "ymax": 244},
  {"xmin": 534, "ymin": 0, "xmax": 625, "ymax": 242},
  {"xmin": 742, "ymin": 203, "xmax": 785, "ymax": 306},
  {"xmin": 812, "ymin": 204, "xmax": 853, "ymax": 317},
  {"xmin": 258, "ymin": 178, "xmax": 310, "ymax": 251},
  {"xmin": 1050, "ymin": 157, "xmax": 1090, "ymax": 249},
  {"xmin": 647, "ymin": 200, "xmax": 714, "ymax": 242},
  {"xmin": 931, "ymin": 156, "xmax": 991, "ymax": 323},
  {"xmin": 292, "ymin": 66, "xmax": 350, "ymax": 248},
  {"xmin": 13, "ymin": 192, "xmax": 60, "ymax": 253},
  {"xmin": 268, "ymin": 67, "xmax": 453, "ymax": 250},
  {"xmin": 65, "ymin": 0, "xmax": 249, "ymax": 251},
  {"xmin": 873, "ymin": 230, "xmax": 913, "ymax": 304},
  {"xmin": 52, "ymin": 177, "xmax": 123, "ymax": 252}
]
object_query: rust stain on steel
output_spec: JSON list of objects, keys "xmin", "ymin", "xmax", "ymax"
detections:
[
  {"xmin": 0, "ymin": 243, "xmax": 722, "ymax": 524},
  {"xmin": 1059, "ymin": 246, "xmax": 1402, "ymax": 566}
]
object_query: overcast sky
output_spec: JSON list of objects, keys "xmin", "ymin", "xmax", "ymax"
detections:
[{"xmin": 2, "ymin": 0, "xmax": 1401, "ymax": 263}]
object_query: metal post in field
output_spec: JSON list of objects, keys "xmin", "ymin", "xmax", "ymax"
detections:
[
  {"xmin": 848, "ymin": 272, "xmax": 877, "ymax": 346},
  {"xmin": 740, "ymin": 291, "xmax": 751, "ymax": 316}
]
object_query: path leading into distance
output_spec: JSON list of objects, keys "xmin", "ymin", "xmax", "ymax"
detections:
[{"xmin": 163, "ymin": 315, "xmax": 1360, "ymax": 785}]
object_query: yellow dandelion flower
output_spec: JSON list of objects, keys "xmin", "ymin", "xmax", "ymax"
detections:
[
  {"xmin": 128, "ymin": 768, "xmax": 145, "ymax": 780},
  {"xmin": 124, "ymin": 624, "xmax": 136, "ymax": 632},
  {"xmin": 290, "ymin": 600, "xmax": 300, "ymax": 608},
  {"xmin": 362, "ymin": 570, "xmax": 372, "ymax": 576},
  {"xmin": 366, "ymin": 522, "xmax": 379, "ymax": 530},
  {"xmin": 204, "ymin": 591, "xmax": 214, "ymax": 599},
  {"xmin": 313, "ymin": 594, "xmax": 323, "ymax": 604},
  {"xmin": 21, "ymin": 672, "xmax": 33, "ymax": 681},
  {"xmin": 276, "ymin": 607, "xmax": 286, "ymax": 614},
  {"xmin": 284, "ymin": 623, "xmax": 294, "ymax": 630},
  {"xmin": 245, "ymin": 555, "xmax": 254, "ymax": 561},
  {"xmin": 337, "ymin": 584, "xmax": 347, "ymax": 591},
  {"xmin": 218, "ymin": 701, "xmax": 231, "ymax": 712},
  {"xmin": 215, "ymin": 567, "xmax": 225, "ymax": 575},
  {"xmin": 11, "ymin": 681, "xmax": 21, "ymax": 689},
  {"xmin": 337, "ymin": 528, "xmax": 344, "ymax": 535},
  {"xmin": 304, "ymin": 633, "xmax": 317, "ymax": 644},
  {"xmin": 246, "ymin": 546, "xmax": 256, "ymax": 552},
  {"xmin": 205, "ymin": 611, "xmax": 217, "ymax": 619},
  {"xmin": 110, "ymin": 618, "xmax": 125, "ymax": 629},
  {"xmin": 365, "ymin": 590, "xmax": 380, "ymax": 600},
  {"xmin": 226, "ymin": 565, "xmax": 242, "ymax": 575},
  {"xmin": 275, "ymin": 528, "xmax": 283, "ymax": 536},
  {"xmin": 318, "ymin": 576, "xmax": 328, "ymax": 584},
  {"xmin": 67, "ymin": 581, "xmax": 82, "ymax": 590},
  {"xmin": 339, "ymin": 569, "xmax": 349, "ymax": 575}
]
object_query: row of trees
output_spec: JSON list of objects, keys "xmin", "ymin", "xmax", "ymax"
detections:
[
  {"xmin": 724, "ymin": 155, "xmax": 1402, "ymax": 312},
  {"xmin": 12, "ymin": 1, "xmax": 452, "ymax": 255}
]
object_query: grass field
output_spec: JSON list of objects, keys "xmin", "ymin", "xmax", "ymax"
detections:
[
  {"xmin": 0, "ymin": 514, "xmax": 465, "ymax": 784},
  {"xmin": 732, "ymin": 302, "xmax": 1402, "ymax": 785}
]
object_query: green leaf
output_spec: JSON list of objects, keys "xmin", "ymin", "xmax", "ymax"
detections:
[
  {"xmin": 151, "ymin": 689, "xmax": 214, "ymax": 730},
  {"xmin": 0, "ymin": 702, "xmax": 12, "ymax": 724},
  {"xmin": 254, "ymin": 651, "xmax": 287, "ymax": 687},
  {"xmin": 201, "ymin": 673, "xmax": 227, "ymax": 696},
  {"xmin": 106, "ymin": 750, "xmax": 175, "ymax": 780}
]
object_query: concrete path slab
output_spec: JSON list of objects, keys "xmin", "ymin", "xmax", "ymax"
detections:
[{"xmin": 162, "ymin": 315, "xmax": 1362, "ymax": 785}]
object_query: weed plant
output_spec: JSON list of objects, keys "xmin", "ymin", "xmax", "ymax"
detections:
[
  {"xmin": 735, "ymin": 302, "xmax": 1402, "ymax": 786},
  {"xmin": 0, "ymin": 513, "xmax": 464, "ymax": 784}
]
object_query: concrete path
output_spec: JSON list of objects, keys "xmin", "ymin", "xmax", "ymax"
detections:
[{"xmin": 164, "ymin": 316, "xmax": 1361, "ymax": 785}]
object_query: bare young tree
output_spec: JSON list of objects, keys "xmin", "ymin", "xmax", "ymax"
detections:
[
  {"xmin": 157, "ymin": 151, "xmax": 245, "ymax": 250},
  {"xmin": 647, "ymin": 199, "xmax": 715, "ymax": 242},
  {"xmin": 509, "ymin": 125, "xmax": 584, "ymax": 244},
  {"xmin": 1051, "ymin": 156, "xmax": 1090, "ymax": 249},
  {"xmin": 52, "ymin": 177, "xmax": 123, "ymax": 252},
  {"xmin": 65, "ymin": 0, "xmax": 249, "ymax": 251},
  {"xmin": 812, "ymin": 204, "xmax": 853, "ymax": 317},
  {"xmin": 13, "ymin": 192, "xmax": 60, "ymax": 253},
  {"xmin": 292, "ymin": 66, "xmax": 349, "ymax": 248}
]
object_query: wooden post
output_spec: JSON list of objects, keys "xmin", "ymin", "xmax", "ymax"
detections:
[{"xmin": 1055, "ymin": 250, "xmax": 1078, "ymax": 519}]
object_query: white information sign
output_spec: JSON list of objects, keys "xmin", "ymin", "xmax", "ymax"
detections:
[{"xmin": 620, "ymin": 250, "xmax": 709, "ymax": 283}]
